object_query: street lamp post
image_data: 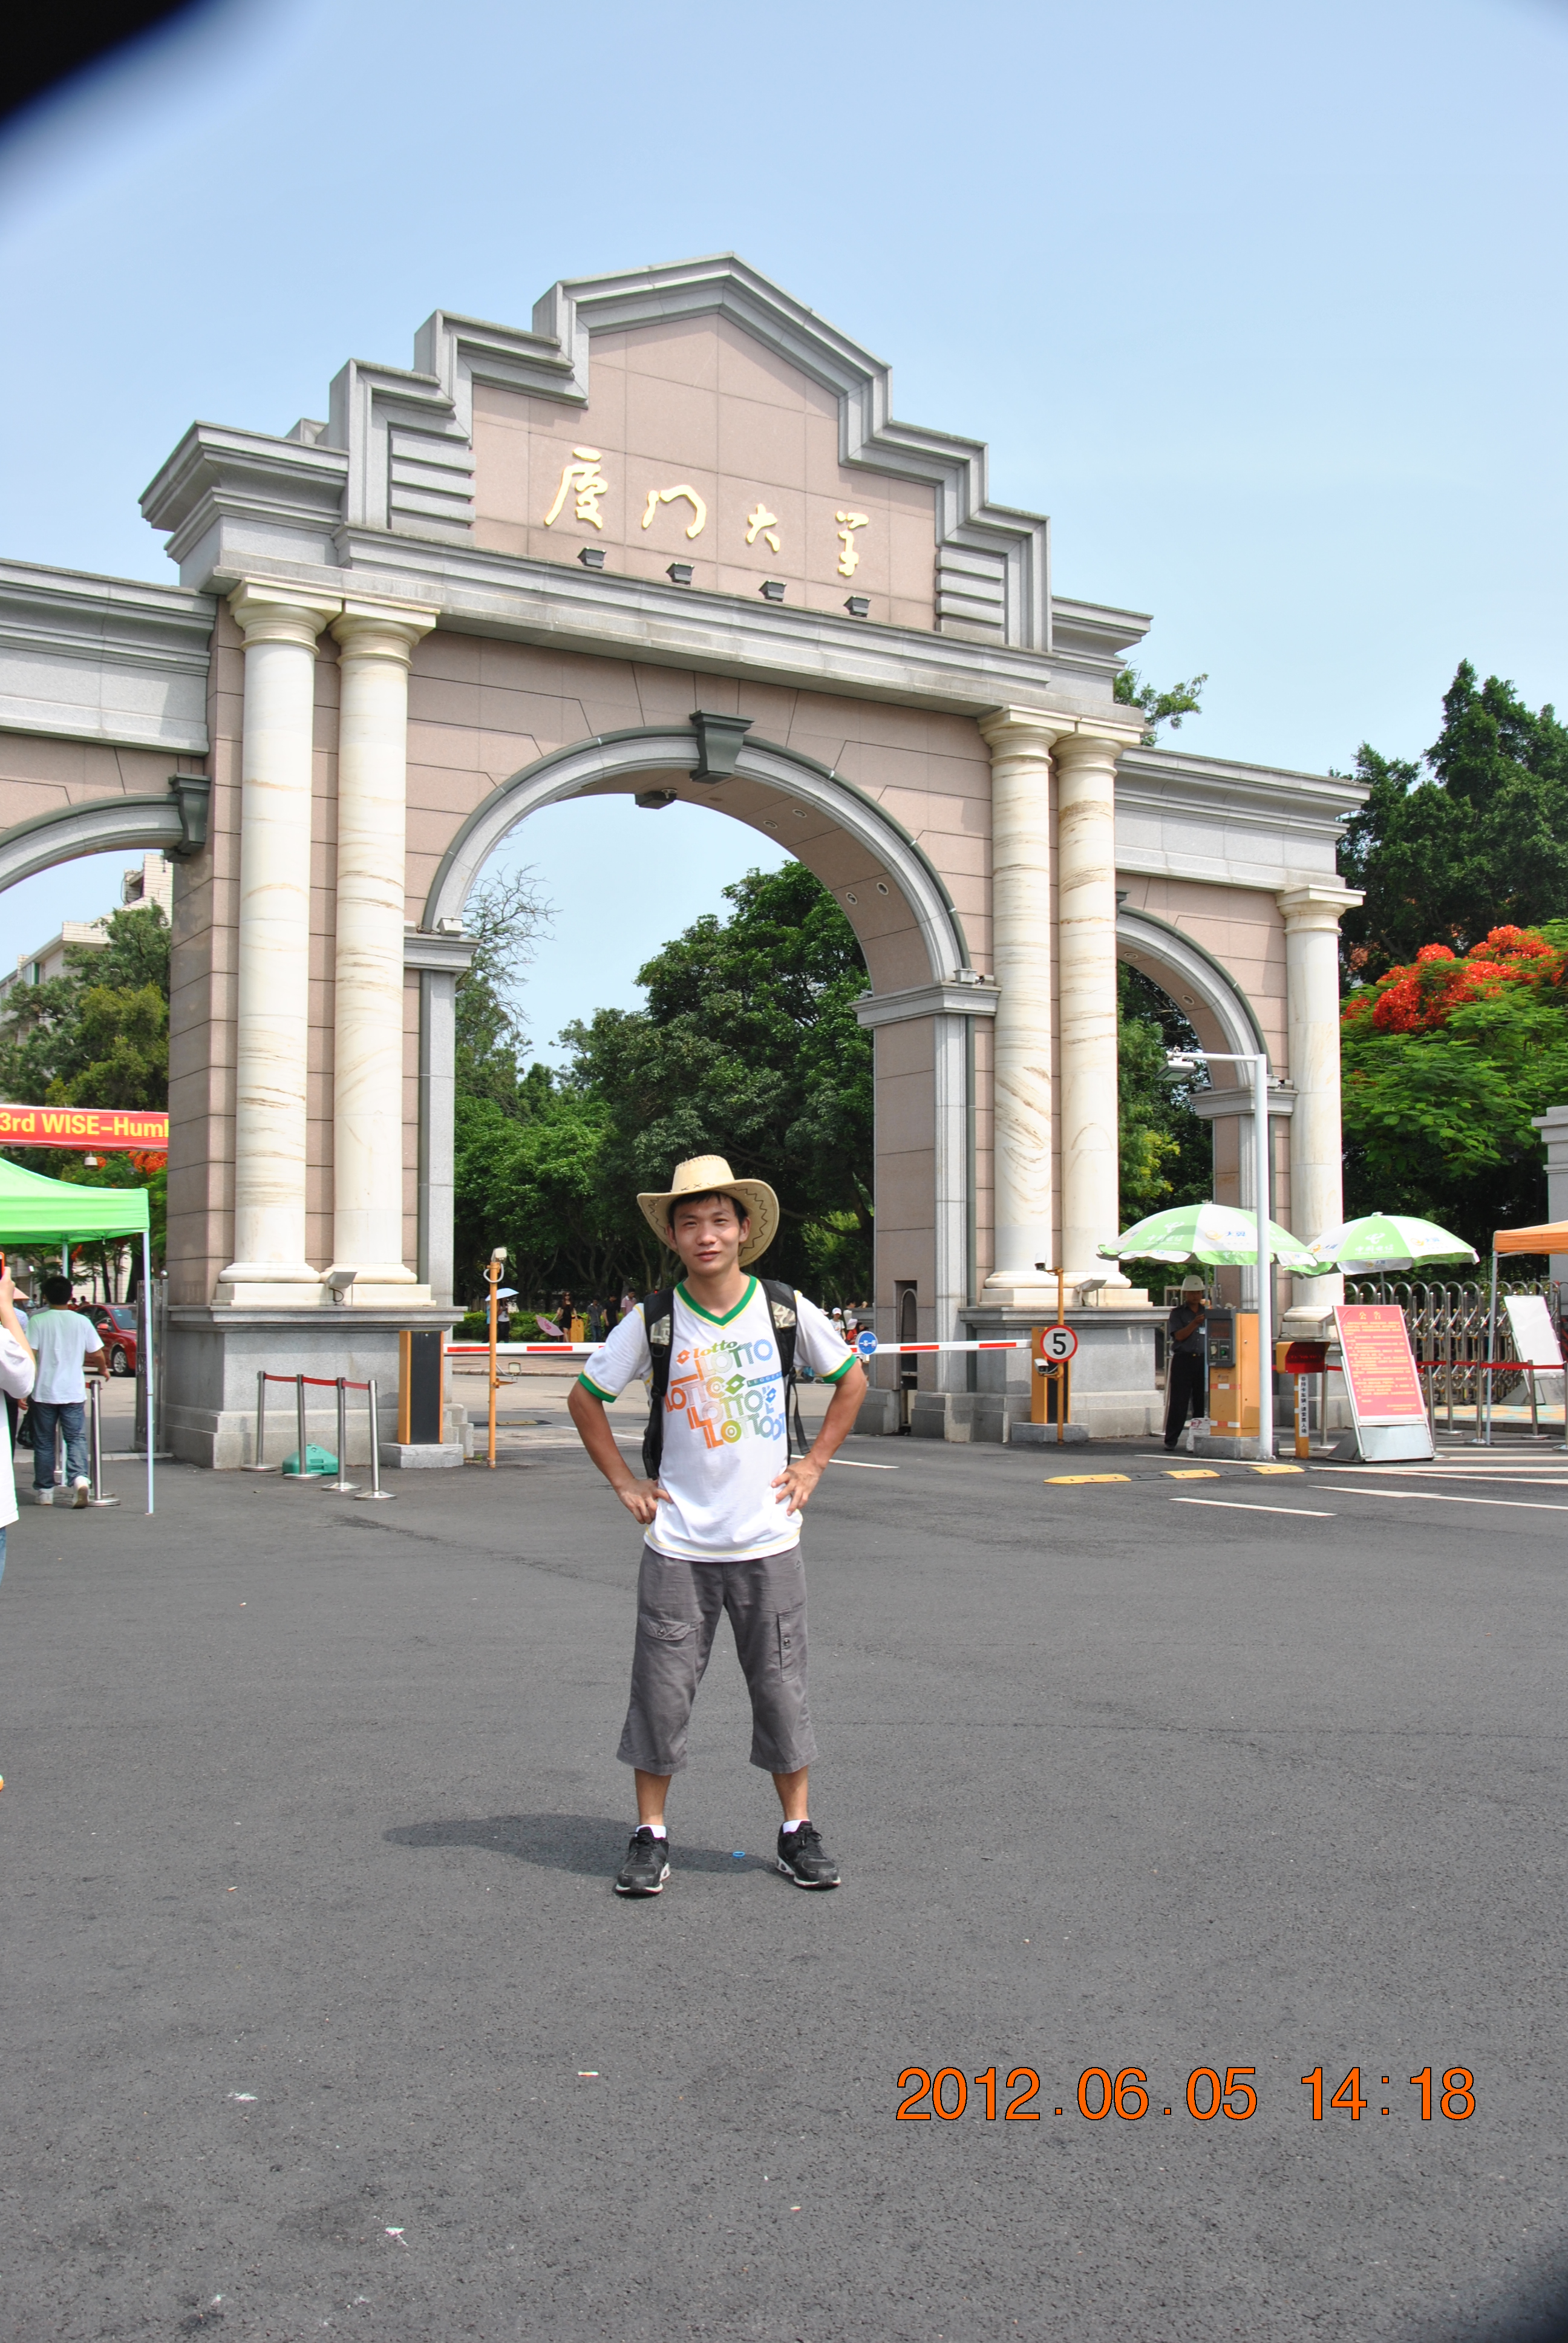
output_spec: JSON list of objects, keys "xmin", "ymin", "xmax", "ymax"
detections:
[{"xmin": 1168, "ymin": 1048, "xmax": 1275, "ymax": 1463}]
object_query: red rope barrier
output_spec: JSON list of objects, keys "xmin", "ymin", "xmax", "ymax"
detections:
[{"xmin": 259, "ymin": 1372, "xmax": 371, "ymax": 1390}]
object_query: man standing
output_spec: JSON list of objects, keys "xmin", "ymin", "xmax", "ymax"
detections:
[
  {"xmin": 24, "ymin": 1276, "xmax": 106, "ymax": 1506},
  {"xmin": 567, "ymin": 1155, "xmax": 866, "ymax": 1898},
  {"xmin": 1163, "ymin": 1274, "xmax": 1209, "ymax": 1450}
]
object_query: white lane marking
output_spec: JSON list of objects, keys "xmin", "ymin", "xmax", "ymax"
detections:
[
  {"xmin": 1316, "ymin": 1484, "xmax": 1568, "ymax": 1515},
  {"xmin": 831, "ymin": 1458, "xmax": 898, "ymax": 1470},
  {"xmin": 1172, "ymin": 1498, "xmax": 1336, "ymax": 1518}
]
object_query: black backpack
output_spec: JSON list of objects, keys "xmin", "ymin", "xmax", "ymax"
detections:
[{"xmin": 641, "ymin": 1279, "xmax": 808, "ymax": 1479}]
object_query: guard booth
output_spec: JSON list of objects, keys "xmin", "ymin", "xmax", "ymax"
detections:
[{"xmin": 1206, "ymin": 1309, "xmax": 1260, "ymax": 1440}]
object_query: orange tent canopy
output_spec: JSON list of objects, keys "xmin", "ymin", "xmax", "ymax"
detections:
[{"xmin": 1492, "ymin": 1222, "xmax": 1568, "ymax": 1256}]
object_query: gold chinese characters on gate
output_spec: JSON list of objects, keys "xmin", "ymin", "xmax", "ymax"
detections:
[{"xmin": 542, "ymin": 449, "xmax": 869, "ymax": 574}]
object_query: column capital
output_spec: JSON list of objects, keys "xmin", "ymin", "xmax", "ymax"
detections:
[
  {"xmin": 1277, "ymin": 880, "xmax": 1364, "ymax": 932},
  {"xmin": 978, "ymin": 706, "xmax": 1073, "ymax": 757},
  {"xmin": 227, "ymin": 578, "xmax": 342, "ymax": 650},
  {"xmin": 1050, "ymin": 718, "xmax": 1143, "ymax": 767},
  {"xmin": 331, "ymin": 597, "xmax": 440, "ymax": 666}
]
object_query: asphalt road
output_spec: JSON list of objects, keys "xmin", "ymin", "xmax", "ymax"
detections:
[{"xmin": 2, "ymin": 1427, "xmax": 1566, "ymax": 2342}]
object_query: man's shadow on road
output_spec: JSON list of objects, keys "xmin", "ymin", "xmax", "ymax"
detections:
[{"xmin": 385, "ymin": 1814, "xmax": 762, "ymax": 1876}]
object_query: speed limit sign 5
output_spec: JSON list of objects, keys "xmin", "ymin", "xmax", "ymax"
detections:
[{"xmin": 1037, "ymin": 1325, "xmax": 1079, "ymax": 1364}]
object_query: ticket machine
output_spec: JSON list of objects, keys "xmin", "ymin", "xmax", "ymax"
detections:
[{"xmin": 1204, "ymin": 1308, "xmax": 1259, "ymax": 1439}]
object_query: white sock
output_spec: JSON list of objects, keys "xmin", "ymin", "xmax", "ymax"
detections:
[
  {"xmin": 642, "ymin": 1822, "xmax": 667, "ymax": 1839},
  {"xmin": 780, "ymin": 1817, "xmax": 808, "ymax": 1837}
]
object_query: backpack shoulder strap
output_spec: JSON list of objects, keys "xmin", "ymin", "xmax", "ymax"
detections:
[
  {"xmin": 640, "ymin": 1289, "xmax": 678, "ymax": 1480},
  {"xmin": 759, "ymin": 1279, "xmax": 806, "ymax": 1462},
  {"xmin": 759, "ymin": 1278, "xmax": 798, "ymax": 1375}
]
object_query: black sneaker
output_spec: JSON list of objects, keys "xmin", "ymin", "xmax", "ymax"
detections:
[
  {"xmin": 614, "ymin": 1826, "xmax": 670, "ymax": 1896},
  {"xmin": 776, "ymin": 1822, "xmax": 840, "ymax": 1889}
]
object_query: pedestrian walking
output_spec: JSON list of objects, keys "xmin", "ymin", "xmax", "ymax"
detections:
[
  {"xmin": 1163, "ymin": 1274, "xmax": 1209, "ymax": 1450},
  {"xmin": 23, "ymin": 1276, "xmax": 107, "ymax": 1506},
  {"xmin": 587, "ymin": 1297, "xmax": 606, "ymax": 1342},
  {"xmin": 567, "ymin": 1155, "xmax": 866, "ymax": 1898}
]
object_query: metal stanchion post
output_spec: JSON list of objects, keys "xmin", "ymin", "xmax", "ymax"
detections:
[
  {"xmin": 290, "ymin": 1372, "xmax": 323, "ymax": 1480},
  {"xmin": 242, "ymin": 1369, "xmax": 276, "ymax": 1470},
  {"xmin": 83, "ymin": 1378, "xmax": 119, "ymax": 1507},
  {"xmin": 324, "ymin": 1378, "xmax": 359, "ymax": 1493},
  {"xmin": 354, "ymin": 1378, "xmax": 394, "ymax": 1501}
]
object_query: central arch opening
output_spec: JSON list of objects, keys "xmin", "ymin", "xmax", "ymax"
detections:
[{"xmin": 427, "ymin": 726, "xmax": 969, "ymax": 1326}]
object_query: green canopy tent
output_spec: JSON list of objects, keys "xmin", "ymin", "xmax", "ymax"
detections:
[{"xmin": 0, "ymin": 1158, "xmax": 154, "ymax": 1515}]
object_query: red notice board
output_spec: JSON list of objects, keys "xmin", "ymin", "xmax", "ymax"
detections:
[{"xmin": 1333, "ymin": 1305, "xmax": 1432, "ymax": 1460}]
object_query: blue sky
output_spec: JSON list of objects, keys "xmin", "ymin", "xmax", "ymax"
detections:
[{"xmin": 2, "ymin": 0, "xmax": 1564, "ymax": 1058}]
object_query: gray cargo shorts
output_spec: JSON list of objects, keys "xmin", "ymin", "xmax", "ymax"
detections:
[{"xmin": 616, "ymin": 1542, "xmax": 817, "ymax": 1777}]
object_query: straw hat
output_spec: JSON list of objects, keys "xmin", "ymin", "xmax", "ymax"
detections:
[{"xmin": 636, "ymin": 1155, "xmax": 780, "ymax": 1267}]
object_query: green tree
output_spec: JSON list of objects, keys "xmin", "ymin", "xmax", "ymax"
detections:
[
  {"xmin": 1117, "ymin": 964, "xmax": 1210, "ymax": 1222},
  {"xmin": 1114, "ymin": 666, "xmax": 1207, "ymax": 746},
  {"xmin": 1339, "ymin": 924, "xmax": 1568, "ymax": 1246},
  {"xmin": 0, "ymin": 903, "xmax": 170, "ymax": 1110},
  {"xmin": 562, "ymin": 862, "xmax": 874, "ymax": 1297},
  {"xmin": 453, "ymin": 870, "xmax": 552, "ymax": 1114},
  {"xmin": 0, "ymin": 905, "xmax": 171, "ymax": 1275},
  {"xmin": 1339, "ymin": 662, "xmax": 1568, "ymax": 979}
]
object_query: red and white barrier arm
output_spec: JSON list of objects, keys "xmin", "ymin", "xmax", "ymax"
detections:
[
  {"xmin": 446, "ymin": 1337, "xmax": 1034, "ymax": 1357},
  {"xmin": 857, "ymin": 1339, "xmax": 1031, "ymax": 1354},
  {"xmin": 446, "ymin": 1342, "xmax": 599, "ymax": 1355}
]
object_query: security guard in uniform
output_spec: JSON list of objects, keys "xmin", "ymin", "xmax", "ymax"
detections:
[{"xmin": 1163, "ymin": 1273, "xmax": 1209, "ymax": 1450}]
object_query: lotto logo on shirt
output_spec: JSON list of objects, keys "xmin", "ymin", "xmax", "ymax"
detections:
[{"xmin": 669, "ymin": 1337, "xmax": 786, "ymax": 1448}]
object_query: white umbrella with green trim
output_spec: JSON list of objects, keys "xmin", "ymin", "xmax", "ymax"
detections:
[
  {"xmin": 1307, "ymin": 1213, "xmax": 1478, "ymax": 1274},
  {"xmin": 1097, "ymin": 1201, "xmax": 1319, "ymax": 1271}
]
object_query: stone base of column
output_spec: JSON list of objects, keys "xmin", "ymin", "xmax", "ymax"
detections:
[
  {"xmin": 957, "ymin": 1302, "xmax": 1165, "ymax": 1440},
  {"xmin": 167, "ymin": 1302, "xmax": 463, "ymax": 1468},
  {"xmin": 981, "ymin": 1268, "xmax": 1140, "ymax": 1308},
  {"xmin": 981, "ymin": 1270, "xmax": 1062, "ymax": 1309},
  {"xmin": 338, "ymin": 1282, "xmax": 433, "ymax": 1308},
  {"xmin": 214, "ymin": 1279, "xmax": 330, "ymax": 1308}
]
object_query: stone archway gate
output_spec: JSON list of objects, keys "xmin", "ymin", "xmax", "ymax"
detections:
[{"xmin": 0, "ymin": 258, "xmax": 1363, "ymax": 1461}]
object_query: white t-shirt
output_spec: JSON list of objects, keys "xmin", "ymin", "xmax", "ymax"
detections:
[
  {"xmin": 1, "ymin": 1328, "xmax": 36, "ymax": 1532},
  {"xmin": 28, "ymin": 1308, "xmax": 100, "ymax": 1404},
  {"xmin": 579, "ymin": 1278, "xmax": 856, "ymax": 1561}
]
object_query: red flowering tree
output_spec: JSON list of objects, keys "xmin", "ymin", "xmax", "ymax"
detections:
[{"xmin": 1341, "ymin": 923, "xmax": 1568, "ymax": 1247}]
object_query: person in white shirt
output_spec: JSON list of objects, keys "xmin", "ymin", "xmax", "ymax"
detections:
[
  {"xmin": 568, "ymin": 1155, "xmax": 866, "ymax": 1898},
  {"xmin": 1, "ymin": 1264, "xmax": 38, "ymax": 1596},
  {"xmin": 23, "ymin": 1276, "xmax": 106, "ymax": 1507}
]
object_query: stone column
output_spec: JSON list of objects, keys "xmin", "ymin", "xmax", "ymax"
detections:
[
  {"xmin": 1055, "ymin": 726, "xmax": 1138, "ymax": 1287},
  {"xmin": 1278, "ymin": 881, "xmax": 1362, "ymax": 1323},
  {"xmin": 978, "ymin": 709, "xmax": 1063, "ymax": 1304},
  {"xmin": 408, "ymin": 930, "xmax": 478, "ymax": 1309},
  {"xmin": 218, "ymin": 580, "xmax": 341, "ymax": 1300},
  {"xmin": 327, "ymin": 600, "xmax": 437, "ymax": 1299},
  {"xmin": 1530, "ymin": 1107, "xmax": 1568, "ymax": 1290}
]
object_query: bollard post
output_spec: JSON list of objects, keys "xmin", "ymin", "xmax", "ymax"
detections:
[
  {"xmin": 289, "ymin": 1372, "xmax": 323, "ymax": 1480},
  {"xmin": 354, "ymin": 1378, "xmax": 394, "ymax": 1500},
  {"xmin": 242, "ymin": 1369, "xmax": 276, "ymax": 1470},
  {"xmin": 324, "ymin": 1378, "xmax": 359, "ymax": 1493},
  {"xmin": 82, "ymin": 1378, "xmax": 120, "ymax": 1507}
]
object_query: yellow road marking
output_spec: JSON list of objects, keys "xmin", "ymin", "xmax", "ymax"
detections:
[
  {"xmin": 1166, "ymin": 1469, "xmax": 1219, "ymax": 1478},
  {"xmin": 1045, "ymin": 1473, "xmax": 1129, "ymax": 1485},
  {"xmin": 1251, "ymin": 1463, "xmax": 1302, "ymax": 1474}
]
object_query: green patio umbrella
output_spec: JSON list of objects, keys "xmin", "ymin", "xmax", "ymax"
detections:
[
  {"xmin": 0, "ymin": 1156, "xmax": 154, "ymax": 1515},
  {"xmin": 1097, "ymin": 1199, "xmax": 1319, "ymax": 1272},
  {"xmin": 1306, "ymin": 1213, "xmax": 1478, "ymax": 1274}
]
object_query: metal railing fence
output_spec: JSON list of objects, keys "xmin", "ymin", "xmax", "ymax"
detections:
[{"xmin": 1343, "ymin": 1277, "xmax": 1563, "ymax": 1428}]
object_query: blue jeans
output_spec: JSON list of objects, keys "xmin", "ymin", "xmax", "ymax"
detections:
[{"xmin": 28, "ymin": 1400, "xmax": 88, "ymax": 1490}]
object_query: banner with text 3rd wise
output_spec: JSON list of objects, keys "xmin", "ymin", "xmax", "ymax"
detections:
[{"xmin": 0, "ymin": 1105, "xmax": 169, "ymax": 1151}]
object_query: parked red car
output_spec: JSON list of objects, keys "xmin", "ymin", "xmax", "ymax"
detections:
[{"xmin": 87, "ymin": 1303, "xmax": 139, "ymax": 1376}]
